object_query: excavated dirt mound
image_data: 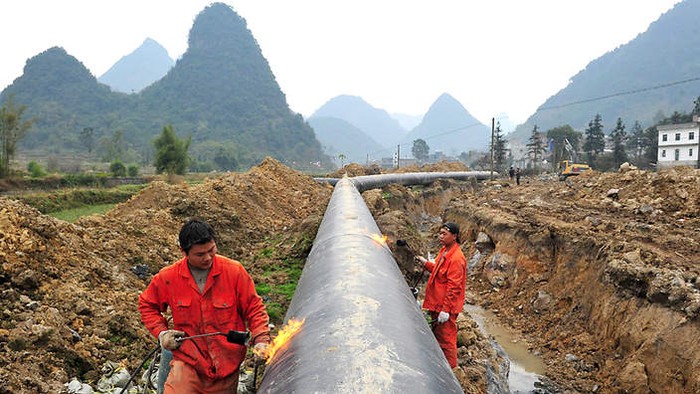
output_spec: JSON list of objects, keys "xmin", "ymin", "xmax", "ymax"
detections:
[
  {"xmin": 393, "ymin": 161, "xmax": 470, "ymax": 173},
  {"xmin": 363, "ymin": 165, "xmax": 699, "ymax": 393},
  {"xmin": 0, "ymin": 158, "xmax": 332, "ymax": 393},
  {"xmin": 327, "ymin": 160, "xmax": 470, "ymax": 178},
  {"xmin": 440, "ymin": 166, "xmax": 700, "ymax": 392},
  {"xmin": 2, "ymin": 158, "xmax": 698, "ymax": 393}
]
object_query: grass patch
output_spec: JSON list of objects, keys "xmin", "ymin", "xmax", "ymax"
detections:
[
  {"xmin": 276, "ymin": 283, "xmax": 297, "ymax": 299},
  {"xmin": 255, "ymin": 283, "xmax": 272, "ymax": 296},
  {"xmin": 49, "ymin": 203, "xmax": 116, "ymax": 222},
  {"xmin": 265, "ymin": 302, "xmax": 284, "ymax": 322},
  {"xmin": 15, "ymin": 185, "xmax": 144, "ymax": 213}
]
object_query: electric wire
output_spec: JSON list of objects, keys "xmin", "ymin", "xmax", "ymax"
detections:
[
  {"xmin": 538, "ymin": 76, "xmax": 700, "ymax": 111},
  {"xmin": 361, "ymin": 76, "xmax": 699, "ymax": 161}
]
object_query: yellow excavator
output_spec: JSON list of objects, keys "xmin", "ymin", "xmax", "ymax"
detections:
[{"xmin": 558, "ymin": 138, "xmax": 591, "ymax": 180}]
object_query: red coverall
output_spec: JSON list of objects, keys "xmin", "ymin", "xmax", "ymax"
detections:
[
  {"xmin": 139, "ymin": 254, "xmax": 270, "ymax": 386},
  {"xmin": 422, "ymin": 244, "xmax": 467, "ymax": 368}
]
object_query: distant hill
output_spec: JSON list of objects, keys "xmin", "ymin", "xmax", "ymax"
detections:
[
  {"xmin": 401, "ymin": 93, "xmax": 491, "ymax": 155},
  {"xmin": 511, "ymin": 0, "xmax": 700, "ymax": 141},
  {"xmin": 98, "ymin": 38, "xmax": 174, "ymax": 94},
  {"xmin": 0, "ymin": 3, "xmax": 330, "ymax": 170},
  {"xmin": 308, "ymin": 117, "xmax": 384, "ymax": 165},
  {"xmin": 310, "ymin": 95, "xmax": 407, "ymax": 149},
  {"xmin": 0, "ymin": 47, "xmax": 130, "ymax": 150},
  {"xmin": 391, "ymin": 113, "xmax": 423, "ymax": 131}
]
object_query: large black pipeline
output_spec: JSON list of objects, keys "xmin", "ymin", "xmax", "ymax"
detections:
[
  {"xmin": 316, "ymin": 171, "xmax": 492, "ymax": 191},
  {"xmin": 258, "ymin": 172, "xmax": 491, "ymax": 393}
]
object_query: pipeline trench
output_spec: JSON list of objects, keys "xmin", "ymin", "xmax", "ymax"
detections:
[
  {"xmin": 1, "ymin": 159, "xmax": 699, "ymax": 393},
  {"xmin": 260, "ymin": 166, "xmax": 700, "ymax": 393}
]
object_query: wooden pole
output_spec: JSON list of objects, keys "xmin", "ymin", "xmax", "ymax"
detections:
[{"xmin": 490, "ymin": 117, "xmax": 495, "ymax": 180}]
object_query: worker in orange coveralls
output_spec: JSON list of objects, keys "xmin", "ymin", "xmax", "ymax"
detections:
[
  {"xmin": 139, "ymin": 218, "xmax": 270, "ymax": 393},
  {"xmin": 415, "ymin": 222, "xmax": 467, "ymax": 369}
]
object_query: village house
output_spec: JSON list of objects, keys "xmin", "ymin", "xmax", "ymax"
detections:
[{"xmin": 657, "ymin": 115, "xmax": 700, "ymax": 169}]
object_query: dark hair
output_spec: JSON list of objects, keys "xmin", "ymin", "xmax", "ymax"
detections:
[
  {"xmin": 442, "ymin": 222, "xmax": 461, "ymax": 244},
  {"xmin": 179, "ymin": 218, "xmax": 217, "ymax": 253}
]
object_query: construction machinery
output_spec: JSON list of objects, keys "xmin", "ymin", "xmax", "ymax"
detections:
[{"xmin": 558, "ymin": 138, "xmax": 591, "ymax": 180}]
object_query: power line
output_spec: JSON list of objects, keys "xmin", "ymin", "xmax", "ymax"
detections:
[{"xmin": 538, "ymin": 76, "xmax": 700, "ymax": 111}]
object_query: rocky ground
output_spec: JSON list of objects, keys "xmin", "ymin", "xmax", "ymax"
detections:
[
  {"xmin": 358, "ymin": 163, "xmax": 700, "ymax": 393},
  {"xmin": 1, "ymin": 159, "xmax": 698, "ymax": 393}
]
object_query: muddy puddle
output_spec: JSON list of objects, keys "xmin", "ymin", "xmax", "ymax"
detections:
[{"xmin": 464, "ymin": 304, "xmax": 545, "ymax": 392}]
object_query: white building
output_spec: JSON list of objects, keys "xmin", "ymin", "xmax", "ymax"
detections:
[{"xmin": 657, "ymin": 117, "xmax": 700, "ymax": 169}]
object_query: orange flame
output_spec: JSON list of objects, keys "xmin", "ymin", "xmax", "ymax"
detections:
[
  {"xmin": 370, "ymin": 233, "xmax": 388, "ymax": 246},
  {"xmin": 257, "ymin": 318, "xmax": 305, "ymax": 364}
]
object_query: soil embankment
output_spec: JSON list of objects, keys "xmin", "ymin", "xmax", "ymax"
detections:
[
  {"xmin": 417, "ymin": 167, "xmax": 698, "ymax": 392},
  {"xmin": 1, "ymin": 160, "xmax": 698, "ymax": 393},
  {"xmin": 0, "ymin": 158, "xmax": 331, "ymax": 392}
]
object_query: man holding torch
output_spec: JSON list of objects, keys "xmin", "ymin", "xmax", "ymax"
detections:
[{"xmin": 139, "ymin": 218, "xmax": 270, "ymax": 393}]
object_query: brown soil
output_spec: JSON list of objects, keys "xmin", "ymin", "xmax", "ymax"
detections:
[
  {"xmin": 427, "ymin": 166, "xmax": 699, "ymax": 392},
  {"xmin": 0, "ymin": 158, "xmax": 332, "ymax": 393},
  {"xmin": 1, "ymin": 160, "xmax": 698, "ymax": 393},
  {"xmin": 363, "ymin": 165, "xmax": 700, "ymax": 393}
]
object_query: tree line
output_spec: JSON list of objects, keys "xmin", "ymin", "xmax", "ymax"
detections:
[
  {"xmin": 1, "ymin": 96, "xmax": 191, "ymax": 180},
  {"xmin": 512, "ymin": 96, "xmax": 700, "ymax": 174}
]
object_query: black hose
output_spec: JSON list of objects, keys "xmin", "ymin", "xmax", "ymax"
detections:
[
  {"xmin": 411, "ymin": 265, "xmax": 427, "ymax": 289},
  {"xmin": 119, "ymin": 343, "xmax": 160, "ymax": 394},
  {"xmin": 142, "ymin": 347, "xmax": 160, "ymax": 393}
]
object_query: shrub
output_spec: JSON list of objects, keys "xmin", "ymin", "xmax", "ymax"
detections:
[
  {"xmin": 110, "ymin": 161, "xmax": 126, "ymax": 177},
  {"xmin": 127, "ymin": 164, "xmax": 139, "ymax": 177},
  {"xmin": 27, "ymin": 161, "xmax": 46, "ymax": 178}
]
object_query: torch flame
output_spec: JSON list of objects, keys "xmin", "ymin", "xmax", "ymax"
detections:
[
  {"xmin": 370, "ymin": 233, "xmax": 388, "ymax": 246},
  {"xmin": 256, "ymin": 318, "xmax": 305, "ymax": 364}
]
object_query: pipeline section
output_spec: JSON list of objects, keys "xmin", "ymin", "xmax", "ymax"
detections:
[
  {"xmin": 316, "ymin": 170, "xmax": 493, "ymax": 191},
  {"xmin": 259, "ymin": 172, "xmax": 490, "ymax": 393}
]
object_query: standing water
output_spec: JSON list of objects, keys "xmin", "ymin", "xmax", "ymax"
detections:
[{"xmin": 464, "ymin": 304, "xmax": 545, "ymax": 393}]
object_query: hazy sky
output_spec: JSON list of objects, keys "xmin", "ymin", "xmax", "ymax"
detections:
[{"xmin": 0, "ymin": 1, "xmax": 681, "ymax": 127}]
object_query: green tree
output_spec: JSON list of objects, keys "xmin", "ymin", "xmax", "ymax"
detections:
[
  {"xmin": 583, "ymin": 114, "xmax": 605, "ymax": 167},
  {"xmin": 27, "ymin": 161, "xmax": 46, "ymax": 177},
  {"xmin": 127, "ymin": 164, "xmax": 139, "ymax": 177},
  {"xmin": 337, "ymin": 153, "xmax": 346, "ymax": 168},
  {"xmin": 610, "ymin": 117, "xmax": 628, "ymax": 168},
  {"xmin": 412, "ymin": 139, "xmax": 430, "ymax": 163},
  {"xmin": 546, "ymin": 125, "xmax": 582, "ymax": 170},
  {"xmin": 526, "ymin": 125, "xmax": 546, "ymax": 173},
  {"xmin": 491, "ymin": 123, "xmax": 508, "ymax": 172},
  {"xmin": 100, "ymin": 130, "xmax": 126, "ymax": 162},
  {"xmin": 625, "ymin": 121, "xmax": 646, "ymax": 165},
  {"xmin": 693, "ymin": 95, "xmax": 700, "ymax": 116},
  {"xmin": 641, "ymin": 126, "xmax": 659, "ymax": 168},
  {"xmin": 154, "ymin": 125, "xmax": 191, "ymax": 176},
  {"xmin": 0, "ymin": 97, "xmax": 33, "ymax": 177},
  {"xmin": 110, "ymin": 160, "xmax": 127, "ymax": 177},
  {"xmin": 81, "ymin": 127, "xmax": 95, "ymax": 153},
  {"xmin": 212, "ymin": 147, "xmax": 239, "ymax": 171}
]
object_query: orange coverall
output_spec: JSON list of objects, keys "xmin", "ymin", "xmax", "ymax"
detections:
[
  {"xmin": 139, "ymin": 255, "xmax": 270, "ymax": 385},
  {"xmin": 422, "ymin": 244, "xmax": 467, "ymax": 368}
]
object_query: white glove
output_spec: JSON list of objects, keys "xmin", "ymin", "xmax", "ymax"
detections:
[
  {"xmin": 437, "ymin": 311, "xmax": 450, "ymax": 324},
  {"xmin": 415, "ymin": 256, "xmax": 427, "ymax": 265},
  {"xmin": 159, "ymin": 330, "xmax": 185, "ymax": 350}
]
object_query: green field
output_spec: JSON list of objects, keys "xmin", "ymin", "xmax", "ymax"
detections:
[{"xmin": 48, "ymin": 203, "xmax": 117, "ymax": 222}]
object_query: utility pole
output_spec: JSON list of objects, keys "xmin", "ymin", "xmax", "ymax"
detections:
[
  {"xmin": 490, "ymin": 117, "xmax": 495, "ymax": 180},
  {"xmin": 397, "ymin": 144, "xmax": 401, "ymax": 169}
]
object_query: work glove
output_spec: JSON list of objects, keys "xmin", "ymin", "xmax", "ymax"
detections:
[
  {"xmin": 437, "ymin": 311, "xmax": 450, "ymax": 324},
  {"xmin": 159, "ymin": 330, "xmax": 185, "ymax": 351},
  {"xmin": 253, "ymin": 342, "xmax": 270, "ymax": 363},
  {"xmin": 415, "ymin": 255, "xmax": 427, "ymax": 266}
]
